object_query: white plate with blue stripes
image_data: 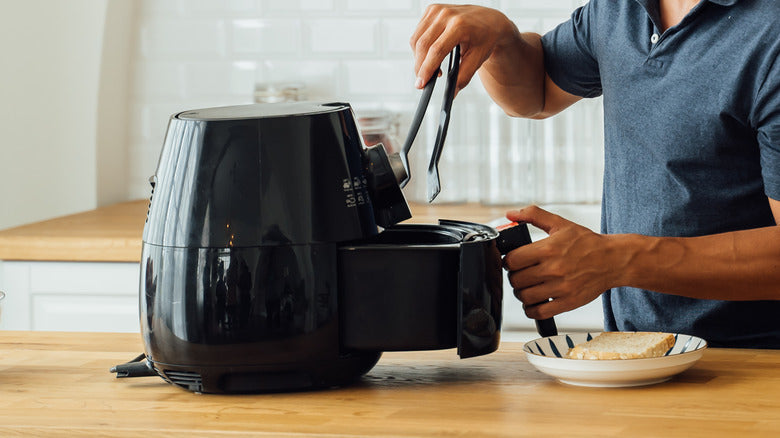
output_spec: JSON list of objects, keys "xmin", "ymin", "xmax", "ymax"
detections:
[{"xmin": 523, "ymin": 332, "xmax": 707, "ymax": 387}]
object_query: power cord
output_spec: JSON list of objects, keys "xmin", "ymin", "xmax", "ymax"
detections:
[{"xmin": 110, "ymin": 353, "xmax": 157, "ymax": 378}]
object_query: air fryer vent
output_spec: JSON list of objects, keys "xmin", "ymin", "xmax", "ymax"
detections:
[
  {"xmin": 145, "ymin": 175, "xmax": 157, "ymax": 223},
  {"xmin": 162, "ymin": 370, "xmax": 203, "ymax": 393}
]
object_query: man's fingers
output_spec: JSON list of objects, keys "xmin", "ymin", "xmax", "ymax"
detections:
[
  {"xmin": 512, "ymin": 282, "xmax": 553, "ymax": 307},
  {"xmin": 522, "ymin": 297, "xmax": 568, "ymax": 320},
  {"xmin": 507, "ymin": 265, "xmax": 546, "ymax": 291},
  {"xmin": 506, "ymin": 205, "xmax": 566, "ymax": 234},
  {"xmin": 411, "ymin": 24, "xmax": 445, "ymax": 79},
  {"xmin": 414, "ymin": 26, "xmax": 463, "ymax": 89},
  {"xmin": 454, "ymin": 48, "xmax": 484, "ymax": 91}
]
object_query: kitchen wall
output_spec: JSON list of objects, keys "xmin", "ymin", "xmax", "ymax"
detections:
[
  {"xmin": 126, "ymin": 0, "xmax": 603, "ymax": 207},
  {"xmin": 0, "ymin": 0, "xmax": 134, "ymax": 230}
]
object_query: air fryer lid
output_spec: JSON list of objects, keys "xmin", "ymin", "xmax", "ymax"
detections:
[
  {"xmin": 174, "ymin": 102, "xmax": 410, "ymax": 230},
  {"xmin": 338, "ymin": 220, "xmax": 502, "ymax": 359},
  {"xmin": 176, "ymin": 102, "xmax": 347, "ymax": 121},
  {"xmin": 144, "ymin": 101, "xmax": 413, "ymax": 248}
]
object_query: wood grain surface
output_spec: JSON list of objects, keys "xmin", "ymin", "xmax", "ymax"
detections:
[
  {"xmin": 0, "ymin": 331, "xmax": 778, "ymax": 437},
  {"xmin": 0, "ymin": 200, "xmax": 514, "ymax": 262},
  {"xmin": 0, "ymin": 201, "xmax": 149, "ymax": 262}
]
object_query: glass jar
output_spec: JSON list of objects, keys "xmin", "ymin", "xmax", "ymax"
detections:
[
  {"xmin": 357, "ymin": 110, "xmax": 401, "ymax": 154},
  {"xmin": 253, "ymin": 82, "xmax": 306, "ymax": 103}
]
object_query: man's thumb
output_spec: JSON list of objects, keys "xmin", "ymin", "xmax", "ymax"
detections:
[{"xmin": 505, "ymin": 205, "xmax": 563, "ymax": 235}]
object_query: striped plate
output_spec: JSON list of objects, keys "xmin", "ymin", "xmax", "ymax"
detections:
[{"xmin": 523, "ymin": 332, "xmax": 707, "ymax": 387}]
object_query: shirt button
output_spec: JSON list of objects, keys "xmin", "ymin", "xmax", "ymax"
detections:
[{"xmin": 650, "ymin": 33, "xmax": 660, "ymax": 44}]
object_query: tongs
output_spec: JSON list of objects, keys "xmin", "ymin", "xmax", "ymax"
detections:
[{"xmin": 398, "ymin": 45, "xmax": 460, "ymax": 203}]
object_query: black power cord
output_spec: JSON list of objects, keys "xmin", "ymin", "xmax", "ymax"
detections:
[{"xmin": 110, "ymin": 353, "xmax": 157, "ymax": 378}]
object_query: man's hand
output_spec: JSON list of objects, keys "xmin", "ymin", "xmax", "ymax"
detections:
[
  {"xmin": 409, "ymin": 4, "xmax": 579, "ymax": 118},
  {"xmin": 503, "ymin": 206, "xmax": 618, "ymax": 319},
  {"xmin": 410, "ymin": 4, "xmax": 520, "ymax": 93}
]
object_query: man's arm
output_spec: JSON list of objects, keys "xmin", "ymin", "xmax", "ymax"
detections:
[
  {"xmin": 477, "ymin": 31, "xmax": 582, "ymax": 119},
  {"xmin": 410, "ymin": 4, "xmax": 580, "ymax": 119},
  {"xmin": 611, "ymin": 199, "xmax": 780, "ymax": 301},
  {"xmin": 504, "ymin": 200, "xmax": 780, "ymax": 320}
]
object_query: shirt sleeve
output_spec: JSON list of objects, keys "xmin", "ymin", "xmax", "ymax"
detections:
[
  {"xmin": 753, "ymin": 50, "xmax": 780, "ymax": 200},
  {"xmin": 540, "ymin": 2, "xmax": 603, "ymax": 98}
]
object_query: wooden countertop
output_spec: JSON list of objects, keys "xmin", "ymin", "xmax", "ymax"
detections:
[
  {"xmin": 0, "ymin": 331, "xmax": 778, "ymax": 437},
  {"xmin": 0, "ymin": 201, "xmax": 149, "ymax": 262},
  {"xmin": 0, "ymin": 200, "xmax": 512, "ymax": 262}
]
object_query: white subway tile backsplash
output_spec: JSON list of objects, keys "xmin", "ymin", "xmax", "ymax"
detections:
[
  {"xmin": 382, "ymin": 18, "xmax": 418, "ymax": 55},
  {"xmin": 140, "ymin": 18, "xmax": 226, "ymax": 57},
  {"xmin": 126, "ymin": 0, "xmax": 603, "ymax": 203},
  {"xmin": 231, "ymin": 19, "xmax": 302, "ymax": 54},
  {"xmin": 266, "ymin": 0, "xmax": 335, "ymax": 13},
  {"xmin": 228, "ymin": 0, "xmax": 262, "ymax": 13},
  {"xmin": 141, "ymin": 0, "xmax": 262, "ymax": 16},
  {"xmin": 182, "ymin": 61, "xmax": 257, "ymax": 97},
  {"xmin": 501, "ymin": 1, "xmax": 574, "ymax": 27},
  {"xmin": 256, "ymin": 60, "xmax": 340, "ymax": 100},
  {"xmin": 346, "ymin": 0, "xmax": 415, "ymax": 12},
  {"xmin": 231, "ymin": 61, "xmax": 260, "ymax": 96},
  {"xmin": 344, "ymin": 60, "xmax": 415, "ymax": 96},
  {"xmin": 308, "ymin": 19, "xmax": 379, "ymax": 53},
  {"xmin": 509, "ymin": 18, "xmax": 544, "ymax": 34}
]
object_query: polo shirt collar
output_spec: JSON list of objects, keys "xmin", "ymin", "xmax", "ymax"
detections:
[{"xmin": 634, "ymin": 0, "xmax": 740, "ymax": 28}]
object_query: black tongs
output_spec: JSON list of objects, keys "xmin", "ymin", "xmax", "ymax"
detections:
[{"xmin": 398, "ymin": 45, "xmax": 461, "ymax": 203}]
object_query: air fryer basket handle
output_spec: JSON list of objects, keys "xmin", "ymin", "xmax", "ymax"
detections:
[{"xmin": 496, "ymin": 222, "xmax": 558, "ymax": 338}]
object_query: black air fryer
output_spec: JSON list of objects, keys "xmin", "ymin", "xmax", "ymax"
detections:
[{"xmin": 118, "ymin": 48, "xmax": 555, "ymax": 393}]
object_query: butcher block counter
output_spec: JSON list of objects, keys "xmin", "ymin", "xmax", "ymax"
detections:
[
  {"xmin": 0, "ymin": 199, "xmax": 512, "ymax": 262},
  {"xmin": 0, "ymin": 331, "xmax": 778, "ymax": 437}
]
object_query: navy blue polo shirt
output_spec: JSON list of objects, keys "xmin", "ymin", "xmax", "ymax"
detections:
[{"xmin": 541, "ymin": 0, "xmax": 780, "ymax": 348}]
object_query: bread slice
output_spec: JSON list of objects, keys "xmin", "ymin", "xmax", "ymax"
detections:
[{"xmin": 566, "ymin": 332, "xmax": 676, "ymax": 360}]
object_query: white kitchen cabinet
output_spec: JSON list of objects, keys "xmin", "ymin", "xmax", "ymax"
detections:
[
  {"xmin": 502, "ymin": 278, "xmax": 604, "ymax": 333},
  {"xmin": 0, "ymin": 261, "xmax": 141, "ymax": 333}
]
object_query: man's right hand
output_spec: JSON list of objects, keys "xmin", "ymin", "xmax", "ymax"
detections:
[
  {"xmin": 409, "ymin": 4, "xmax": 520, "ymax": 93},
  {"xmin": 410, "ymin": 4, "xmax": 578, "ymax": 119}
]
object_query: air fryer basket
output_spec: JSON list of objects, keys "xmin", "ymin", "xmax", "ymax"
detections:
[{"xmin": 338, "ymin": 220, "xmax": 502, "ymax": 358}]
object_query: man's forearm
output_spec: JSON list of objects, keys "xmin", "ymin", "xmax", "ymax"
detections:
[
  {"xmin": 611, "ymin": 226, "xmax": 780, "ymax": 300},
  {"xmin": 478, "ymin": 32, "xmax": 546, "ymax": 118}
]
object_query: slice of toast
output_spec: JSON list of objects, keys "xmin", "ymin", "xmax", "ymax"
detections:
[{"xmin": 566, "ymin": 332, "xmax": 676, "ymax": 360}]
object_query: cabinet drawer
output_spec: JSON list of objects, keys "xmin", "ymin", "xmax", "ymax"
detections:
[
  {"xmin": 0, "ymin": 261, "xmax": 141, "ymax": 332},
  {"xmin": 29, "ymin": 262, "xmax": 139, "ymax": 295},
  {"xmin": 32, "ymin": 294, "xmax": 139, "ymax": 333}
]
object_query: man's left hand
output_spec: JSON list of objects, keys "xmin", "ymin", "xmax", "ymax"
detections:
[{"xmin": 503, "ymin": 205, "xmax": 619, "ymax": 319}]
